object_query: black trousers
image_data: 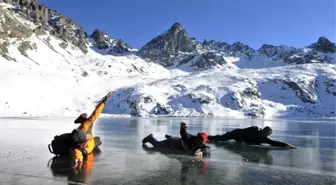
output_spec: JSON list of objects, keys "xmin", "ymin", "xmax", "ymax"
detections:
[
  {"xmin": 147, "ymin": 136, "xmax": 179, "ymax": 148},
  {"xmin": 93, "ymin": 137, "xmax": 102, "ymax": 149},
  {"xmin": 210, "ymin": 129, "xmax": 241, "ymax": 141}
]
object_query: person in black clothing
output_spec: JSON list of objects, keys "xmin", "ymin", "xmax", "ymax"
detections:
[
  {"xmin": 142, "ymin": 122, "xmax": 211, "ymax": 156},
  {"xmin": 207, "ymin": 126, "xmax": 296, "ymax": 149},
  {"xmin": 179, "ymin": 121, "xmax": 211, "ymax": 156}
]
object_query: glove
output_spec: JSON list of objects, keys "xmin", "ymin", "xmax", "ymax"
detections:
[
  {"xmin": 286, "ymin": 144, "xmax": 297, "ymax": 149},
  {"xmin": 72, "ymin": 158, "xmax": 82, "ymax": 169},
  {"xmin": 101, "ymin": 92, "xmax": 112, "ymax": 103},
  {"xmin": 165, "ymin": 134, "xmax": 172, "ymax": 139},
  {"xmin": 180, "ymin": 122, "xmax": 187, "ymax": 129},
  {"xmin": 194, "ymin": 149, "xmax": 203, "ymax": 157}
]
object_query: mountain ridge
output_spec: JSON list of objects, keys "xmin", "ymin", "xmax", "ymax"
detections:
[
  {"xmin": 0, "ymin": 1, "xmax": 335, "ymax": 119},
  {"xmin": 1, "ymin": 0, "xmax": 335, "ymax": 63},
  {"xmin": 138, "ymin": 21, "xmax": 335, "ymax": 69}
]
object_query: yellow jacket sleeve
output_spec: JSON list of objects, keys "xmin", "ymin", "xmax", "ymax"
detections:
[{"xmin": 79, "ymin": 102, "xmax": 105, "ymax": 132}]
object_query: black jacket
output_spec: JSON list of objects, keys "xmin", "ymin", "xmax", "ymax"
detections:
[
  {"xmin": 226, "ymin": 126, "xmax": 289, "ymax": 147},
  {"xmin": 180, "ymin": 127, "xmax": 210, "ymax": 156}
]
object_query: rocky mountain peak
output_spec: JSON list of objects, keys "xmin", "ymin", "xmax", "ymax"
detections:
[
  {"xmin": 90, "ymin": 29, "xmax": 107, "ymax": 39},
  {"xmin": 169, "ymin": 22, "xmax": 184, "ymax": 33},
  {"xmin": 90, "ymin": 28, "xmax": 113, "ymax": 49},
  {"xmin": 202, "ymin": 40, "xmax": 230, "ymax": 48},
  {"xmin": 138, "ymin": 22, "xmax": 197, "ymax": 66},
  {"xmin": 89, "ymin": 28, "xmax": 134, "ymax": 54},
  {"xmin": 311, "ymin": 36, "xmax": 336, "ymax": 53},
  {"xmin": 230, "ymin": 41, "xmax": 255, "ymax": 55},
  {"xmin": 258, "ymin": 44, "xmax": 277, "ymax": 57},
  {"xmin": 317, "ymin": 37, "xmax": 332, "ymax": 44}
]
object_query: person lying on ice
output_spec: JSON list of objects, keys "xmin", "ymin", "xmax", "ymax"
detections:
[
  {"xmin": 207, "ymin": 126, "xmax": 297, "ymax": 149},
  {"xmin": 71, "ymin": 92, "xmax": 111, "ymax": 168},
  {"xmin": 142, "ymin": 122, "xmax": 211, "ymax": 156}
]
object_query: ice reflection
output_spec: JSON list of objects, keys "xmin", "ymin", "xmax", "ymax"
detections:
[{"xmin": 0, "ymin": 118, "xmax": 335, "ymax": 185}]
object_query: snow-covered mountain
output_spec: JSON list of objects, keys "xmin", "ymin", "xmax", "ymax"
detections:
[
  {"xmin": 139, "ymin": 23, "xmax": 335, "ymax": 71},
  {"xmin": 0, "ymin": 1, "xmax": 335, "ymax": 118},
  {"xmin": 106, "ymin": 64, "xmax": 336, "ymax": 118}
]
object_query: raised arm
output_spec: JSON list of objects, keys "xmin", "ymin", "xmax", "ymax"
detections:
[
  {"xmin": 79, "ymin": 102, "xmax": 105, "ymax": 131},
  {"xmin": 79, "ymin": 92, "xmax": 111, "ymax": 132},
  {"xmin": 180, "ymin": 122, "xmax": 191, "ymax": 142},
  {"xmin": 263, "ymin": 138, "xmax": 296, "ymax": 149}
]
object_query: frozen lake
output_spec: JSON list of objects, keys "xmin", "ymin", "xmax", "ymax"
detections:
[{"xmin": 0, "ymin": 117, "xmax": 335, "ymax": 185}]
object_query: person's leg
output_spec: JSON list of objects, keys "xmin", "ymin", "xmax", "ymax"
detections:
[
  {"xmin": 208, "ymin": 130, "xmax": 236, "ymax": 141},
  {"xmin": 93, "ymin": 137, "xmax": 102, "ymax": 149},
  {"xmin": 142, "ymin": 134, "xmax": 171, "ymax": 148}
]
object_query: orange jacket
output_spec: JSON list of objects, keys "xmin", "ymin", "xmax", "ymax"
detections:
[{"xmin": 71, "ymin": 102, "xmax": 105, "ymax": 163}]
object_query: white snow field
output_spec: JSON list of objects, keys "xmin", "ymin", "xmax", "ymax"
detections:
[{"xmin": 0, "ymin": 3, "xmax": 335, "ymax": 119}]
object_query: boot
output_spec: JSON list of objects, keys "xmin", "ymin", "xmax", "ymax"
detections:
[
  {"xmin": 165, "ymin": 134, "xmax": 172, "ymax": 139},
  {"xmin": 142, "ymin": 134, "xmax": 153, "ymax": 144}
]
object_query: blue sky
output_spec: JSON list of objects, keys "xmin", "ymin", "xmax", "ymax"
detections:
[{"xmin": 39, "ymin": 0, "xmax": 335, "ymax": 49}]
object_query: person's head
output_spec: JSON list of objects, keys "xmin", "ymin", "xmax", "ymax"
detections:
[
  {"xmin": 74, "ymin": 113, "xmax": 88, "ymax": 124},
  {"xmin": 195, "ymin": 131, "xmax": 208, "ymax": 145},
  {"xmin": 260, "ymin": 126, "xmax": 272, "ymax": 138},
  {"xmin": 71, "ymin": 129, "xmax": 89, "ymax": 147}
]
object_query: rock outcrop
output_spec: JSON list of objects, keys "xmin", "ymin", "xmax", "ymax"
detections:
[
  {"xmin": 0, "ymin": 0, "xmax": 88, "ymax": 53},
  {"xmin": 90, "ymin": 29, "xmax": 133, "ymax": 54},
  {"xmin": 309, "ymin": 37, "xmax": 336, "ymax": 53},
  {"xmin": 138, "ymin": 22, "xmax": 198, "ymax": 66},
  {"xmin": 1, "ymin": 0, "xmax": 134, "ymax": 55}
]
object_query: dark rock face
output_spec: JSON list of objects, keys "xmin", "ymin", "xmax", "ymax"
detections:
[
  {"xmin": 90, "ymin": 29, "xmax": 132, "ymax": 54},
  {"xmin": 309, "ymin": 37, "xmax": 336, "ymax": 53},
  {"xmin": 231, "ymin": 42, "xmax": 254, "ymax": 55},
  {"xmin": 91, "ymin": 29, "xmax": 110, "ymax": 49},
  {"xmin": 202, "ymin": 40, "xmax": 230, "ymax": 52},
  {"xmin": 138, "ymin": 22, "xmax": 197, "ymax": 66},
  {"xmin": 259, "ymin": 44, "xmax": 277, "ymax": 57},
  {"xmin": 109, "ymin": 40, "xmax": 131, "ymax": 54},
  {"xmin": 47, "ymin": 8, "xmax": 88, "ymax": 53},
  {"xmin": 152, "ymin": 103, "xmax": 172, "ymax": 115},
  {"xmin": 1, "ymin": 0, "xmax": 88, "ymax": 53},
  {"xmin": 280, "ymin": 80, "xmax": 317, "ymax": 104},
  {"xmin": 258, "ymin": 39, "xmax": 335, "ymax": 65},
  {"xmin": 189, "ymin": 52, "xmax": 227, "ymax": 69},
  {"xmin": 241, "ymin": 87, "xmax": 260, "ymax": 99},
  {"xmin": 188, "ymin": 93, "xmax": 215, "ymax": 104},
  {"xmin": 324, "ymin": 77, "xmax": 336, "ymax": 96}
]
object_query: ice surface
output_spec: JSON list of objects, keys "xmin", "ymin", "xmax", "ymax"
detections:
[{"xmin": 0, "ymin": 118, "xmax": 335, "ymax": 185}]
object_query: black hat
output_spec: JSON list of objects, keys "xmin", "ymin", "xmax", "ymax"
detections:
[
  {"xmin": 74, "ymin": 113, "xmax": 88, "ymax": 124},
  {"xmin": 71, "ymin": 129, "xmax": 88, "ymax": 145}
]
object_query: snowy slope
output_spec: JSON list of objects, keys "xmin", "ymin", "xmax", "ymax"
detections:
[
  {"xmin": 106, "ymin": 64, "xmax": 336, "ymax": 118},
  {"xmin": 0, "ymin": 3, "xmax": 182, "ymax": 117},
  {"xmin": 0, "ymin": 2, "xmax": 335, "ymax": 119}
]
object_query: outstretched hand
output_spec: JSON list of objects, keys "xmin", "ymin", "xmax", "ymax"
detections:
[
  {"xmin": 194, "ymin": 149, "xmax": 203, "ymax": 157},
  {"xmin": 72, "ymin": 159, "xmax": 82, "ymax": 169},
  {"xmin": 101, "ymin": 92, "xmax": 112, "ymax": 103},
  {"xmin": 180, "ymin": 122, "xmax": 187, "ymax": 129},
  {"xmin": 286, "ymin": 144, "xmax": 297, "ymax": 149}
]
